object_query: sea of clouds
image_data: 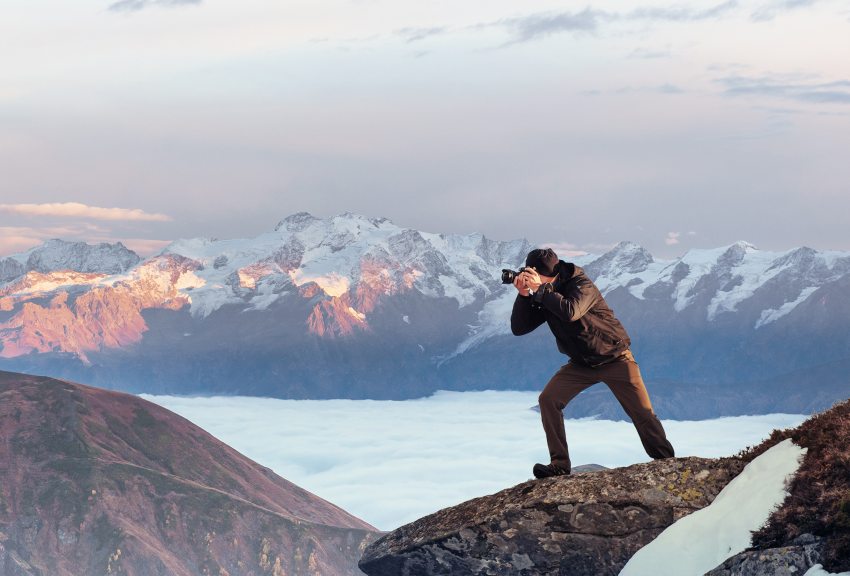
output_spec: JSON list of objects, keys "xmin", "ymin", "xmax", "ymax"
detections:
[{"xmin": 141, "ymin": 390, "xmax": 807, "ymax": 531}]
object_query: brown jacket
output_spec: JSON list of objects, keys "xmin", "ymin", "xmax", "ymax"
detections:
[{"xmin": 511, "ymin": 261, "xmax": 631, "ymax": 367}]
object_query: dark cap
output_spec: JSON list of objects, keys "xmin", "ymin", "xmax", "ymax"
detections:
[{"xmin": 525, "ymin": 248, "xmax": 559, "ymax": 277}]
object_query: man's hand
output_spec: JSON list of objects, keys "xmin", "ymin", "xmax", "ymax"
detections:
[
  {"xmin": 513, "ymin": 273, "xmax": 531, "ymax": 296},
  {"xmin": 521, "ymin": 268, "xmax": 543, "ymax": 293},
  {"xmin": 513, "ymin": 267, "xmax": 542, "ymax": 296}
]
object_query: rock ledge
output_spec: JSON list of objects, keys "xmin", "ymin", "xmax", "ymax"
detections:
[{"xmin": 360, "ymin": 456, "xmax": 745, "ymax": 576}]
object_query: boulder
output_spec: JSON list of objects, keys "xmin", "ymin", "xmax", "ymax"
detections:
[
  {"xmin": 705, "ymin": 534, "xmax": 824, "ymax": 576},
  {"xmin": 359, "ymin": 457, "xmax": 745, "ymax": 576}
]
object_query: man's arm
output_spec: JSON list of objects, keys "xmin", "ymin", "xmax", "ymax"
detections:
[
  {"xmin": 510, "ymin": 271, "xmax": 545, "ymax": 335},
  {"xmin": 511, "ymin": 293, "xmax": 546, "ymax": 335},
  {"xmin": 537, "ymin": 278, "xmax": 599, "ymax": 323}
]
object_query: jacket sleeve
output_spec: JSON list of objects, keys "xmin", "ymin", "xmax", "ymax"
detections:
[
  {"xmin": 539, "ymin": 279, "xmax": 599, "ymax": 322},
  {"xmin": 511, "ymin": 294, "xmax": 546, "ymax": 335}
]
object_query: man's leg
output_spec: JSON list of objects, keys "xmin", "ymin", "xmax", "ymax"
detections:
[
  {"xmin": 599, "ymin": 351, "xmax": 674, "ymax": 459},
  {"xmin": 539, "ymin": 363, "xmax": 598, "ymax": 471}
]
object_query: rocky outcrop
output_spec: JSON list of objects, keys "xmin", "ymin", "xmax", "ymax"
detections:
[
  {"xmin": 705, "ymin": 534, "xmax": 824, "ymax": 576},
  {"xmin": 360, "ymin": 399, "xmax": 850, "ymax": 576},
  {"xmin": 359, "ymin": 456, "xmax": 745, "ymax": 576},
  {"xmin": 0, "ymin": 370, "xmax": 381, "ymax": 576}
]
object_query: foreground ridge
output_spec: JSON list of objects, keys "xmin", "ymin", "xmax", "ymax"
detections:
[
  {"xmin": 359, "ymin": 456, "xmax": 744, "ymax": 576},
  {"xmin": 359, "ymin": 399, "xmax": 850, "ymax": 576},
  {"xmin": 0, "ymin": 370, "xmax": 381, "ymax": 576}
]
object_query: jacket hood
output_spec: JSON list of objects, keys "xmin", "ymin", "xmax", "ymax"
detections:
[{"xmin": 555, "ymin": 260, "xmax": 581, "ymax": 282}]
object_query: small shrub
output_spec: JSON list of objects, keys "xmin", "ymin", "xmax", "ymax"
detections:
[{"xmin": 749, "ymin": 399, "xmax": 850, "ymax": 572}]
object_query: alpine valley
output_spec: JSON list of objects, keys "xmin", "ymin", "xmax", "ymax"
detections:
[{"xmin": 1, "ymin": 212, "xmax": 848, "ymax": 419}]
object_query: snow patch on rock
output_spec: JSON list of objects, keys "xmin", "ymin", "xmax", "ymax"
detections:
[{"xmin": 619, "ymin": 438, "xmax": 807, "ymax": 576}]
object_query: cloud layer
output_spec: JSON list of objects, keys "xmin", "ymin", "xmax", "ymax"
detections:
[
  {"xmin": 494, "ymin": 0, "xmax": 739, "ymax": 44},
  {"xmin": 142, "ymin": 391, "xmax": 807, "ymax": 530},
  {"xmin": 719, "ymin": 75, "xmax": 850, "ymax": 104},
  {"xmin": 0, "ymin": 202, "xmax": 172, "ymax": 222},
  {"xmin": 108, "ymin": 0, "xmax": 202, "ymax": 12}
]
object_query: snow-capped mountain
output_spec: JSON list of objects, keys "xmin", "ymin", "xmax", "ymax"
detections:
[
  {"xmin": 0, "ymin": 238, "xmax": 140, "ymax": 282},
  {"xmin": 1, "ymin": 212, "xmax": 848, "ymax": 418}
]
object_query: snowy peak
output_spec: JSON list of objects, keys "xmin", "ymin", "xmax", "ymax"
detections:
[
  {"xmin": 274, "ymin": 211, "xmax": 393, "ymax": 235},
  {"xmin": 4, "ymin": 213, "xmax": 850, "ymax": 364},
  {"xmin": 586, "ymin": 241, "xmax": 654, "ymax": 278},
  {"xmin": 274, "ymin": 211, "xmax": 321, "ymax": 233},
  {"xmin": 717, "ymin": 241, "xmax": 758, "ymax": 269},
  {"xmin": 15, "ymin": 212, "xmax": 528, "ymax": 346},
  {"xmin": 576, "ymin": 240, "xmax": 850, "ymax": 327},
  {"xmin": 0, "ymin": 258, "xmax": 26, "ymax": 284},
  {"xmin": 0, "ymin": 239, "xmax": 140, "ymax": 283}
]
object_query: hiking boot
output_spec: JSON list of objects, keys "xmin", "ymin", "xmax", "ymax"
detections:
[{"xmin": 533, "ymin": 462, "xmax": 571, "ymax": 479}]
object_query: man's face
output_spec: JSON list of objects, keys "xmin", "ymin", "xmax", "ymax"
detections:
[
  {"xmin": 518, "ymin": 267, "xmax": 557, "ymax": 292},
  {"xmin": 526, "ymin": 267, "xmax": 557, "ymax": 283},
  {"xmin": 537, "ymin": 271, "xmax": 557, "ymax": 283}
]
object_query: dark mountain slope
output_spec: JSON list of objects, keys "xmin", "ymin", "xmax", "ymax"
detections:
[{"xmin": 0, "ymin": 370, "xmax": 380, "ymax": 576}]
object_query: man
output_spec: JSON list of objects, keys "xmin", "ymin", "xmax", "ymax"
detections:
[{"xmin": 511, "ymin": 248, "xmax": 674, "ymax": 479}]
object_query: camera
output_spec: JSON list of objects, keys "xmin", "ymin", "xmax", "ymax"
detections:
[{"xmin": 501, "ymin": 267, "xmax": 530, "ymax": 284}]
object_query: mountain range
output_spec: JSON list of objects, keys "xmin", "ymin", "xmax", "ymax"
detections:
[{"xmin": 1, "ymin": 212, "xmax": 848, "ymax": 418}]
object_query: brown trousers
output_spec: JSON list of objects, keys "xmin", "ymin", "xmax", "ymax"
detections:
[{"xmin": 539, "ymin": 350, "xmax": 674, "ymax": 471}]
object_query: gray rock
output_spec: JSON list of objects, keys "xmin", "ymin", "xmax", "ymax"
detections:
[
  {"xmin": 704, "ymin": 535, "xmax": 824, "ymax": 576},
  {"xmin": 359, "ymin": 457, "xmax": 745, "ymax": 576}
]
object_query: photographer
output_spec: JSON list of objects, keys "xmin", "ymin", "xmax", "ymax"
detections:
[{"xmin": 510, "ymin": 248, "xmax": 674, "ymax": 478}]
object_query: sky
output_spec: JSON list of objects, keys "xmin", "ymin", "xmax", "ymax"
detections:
[
  {"xmin": 141, "ymin": 390, "xmax": 807, "ymax": 531},
  {"xmin": 2, "ymin": 0, "xmax": 849, "ymax": 259}
]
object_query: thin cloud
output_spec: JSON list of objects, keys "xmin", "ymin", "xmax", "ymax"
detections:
[
  {"xmin": 719, "ymin": 75, "xmax": 850, "ymax": 104},
  {"xmin": 495, "ymin": 1, "xmax": 737, "ymax": 44},
  {"xmin": 626, "ymin": 0, "xmax": 738, "ymax": 21},
  {"xmin": 498, "ymin": 8, "xmax": 605, "ymax": 44},
  {"xmin": 658, "ymin": 83, "xmax": 685, "ymax": 94},
  {"xmin": 629, "ymin": 47, "xmax": 673, "ymax": 59},
  {"xmin": 108, "ymin": 0, "xmax": 201, "ymax": 13},
  {"xmin": 0, "ymin": 202, "xmax": 172, "ymax": 222},
  {"xmin": 666, "ymin": 232, "xmax": 681, "ymax": 246},
  {"xmin": 588, "ymin": 84, "xmax": 685, "ymax": 96},
  {"xmin": 396, "ymin": 26, "xmax": 448, "ymax": 43},
  {"xmin": 751, "ymin": 0, "xmax": 818, "ymax": 21}
]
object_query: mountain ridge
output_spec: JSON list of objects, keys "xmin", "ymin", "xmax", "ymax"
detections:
[
  {"xmin": 0, "ymin": 369, "xmax": 380, "ymax": 575},
  {"xmin": 1, "ymin": 212, "xmax": 849, "ymax": 417}
]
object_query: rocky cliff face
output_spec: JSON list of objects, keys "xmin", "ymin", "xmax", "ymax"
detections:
[
  {"xmin": 0, "ymin": 370, "xmax": 381, "ymax": 576},
  {"xmin": 359, "ymin": 457, "xmax": 745, "ymax": 576},
  {"xmin": 0, "ymin": 253, "xmax": 200, "ymax": 363}
]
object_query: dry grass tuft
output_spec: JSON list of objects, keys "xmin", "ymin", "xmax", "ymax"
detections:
[{"xmin": 736, "ymin": 398, "xmax": 850, "ymax": 572}]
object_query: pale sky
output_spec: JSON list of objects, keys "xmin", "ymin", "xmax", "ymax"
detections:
[{"xmin": 2, "ymin": 0, "xmax": 849, "ymax": 258}]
